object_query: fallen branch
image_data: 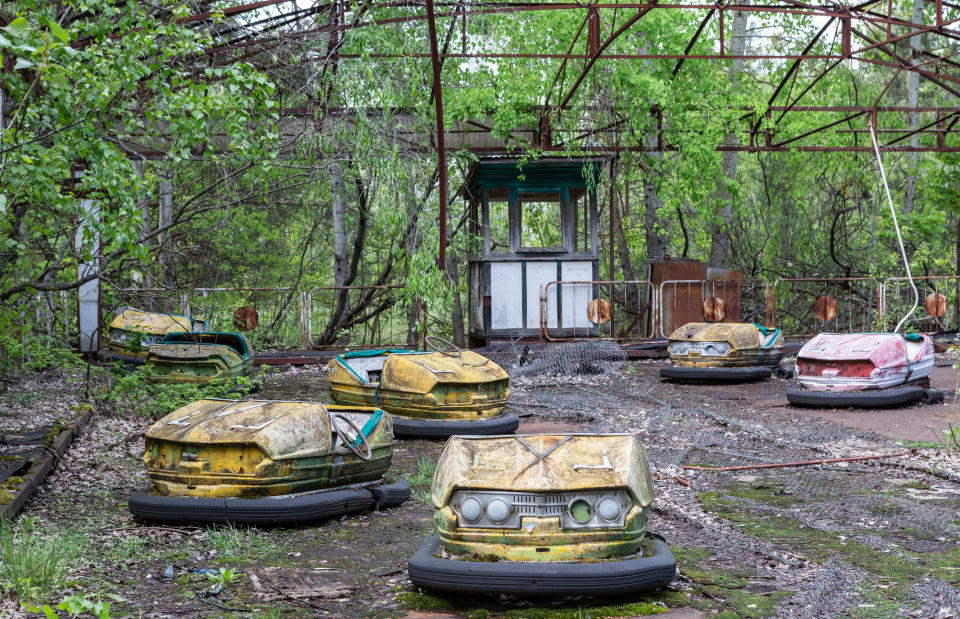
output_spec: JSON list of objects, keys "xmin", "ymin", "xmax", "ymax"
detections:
[
  {"xmin": 681, "ymin": 451, "xmax": 911, "ymax": 472},
  {"xmin": 672, "ymin": 475, "xmax": 696, "ymax": 490}
]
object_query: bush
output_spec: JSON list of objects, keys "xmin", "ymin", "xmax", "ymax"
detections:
[{"xmin": 102, "ymin": 367, "xmax": 259, "ymax": 418}]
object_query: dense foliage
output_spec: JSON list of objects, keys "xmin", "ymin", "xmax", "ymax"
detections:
[{"xmin": 1, "ymin": 1, "xmax": 957, "ymax": 364}]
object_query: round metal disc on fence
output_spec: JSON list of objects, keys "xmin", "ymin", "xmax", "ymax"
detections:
[
  {"xmin": 925, "ymin": 292, "xmax": 948, "ymax": 318},
  {"xmin": 702, "ymin": 297, "xmax": 725, "ymax": 322},
  {"xmin": 233, "ymin": 306, "xmax": 259, "ymax": 331},
  {"xmin": 813, "ymin": 295, "xmax": 838, "ymax": 321},
  {"xmin": 587, "ymin": 298, "xmax": 611, "ymax": 324}
]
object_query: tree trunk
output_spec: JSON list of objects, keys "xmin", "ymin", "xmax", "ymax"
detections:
[
  {"xmin": 708, "ymin": 2, "xmax": 749, "ymax": 267},
  {"xmin": 903, "ymin": 0, "xmax": 923, "ymax": 215},
  {"xmin": 640, "ymin": 163, "xmax": 667, "ymax": 261},
  {"xmin": 447, "ymin": 247, "xmax": 464, "ymax": 347},
  {"xmin": 405, "ymin": 178, "xmax": 421, "ymax": 345},
  {"xmin": 158, "ymin": 175, "xmax": 174, "ymax": 311},
  {"xmin": 330, "ymin": 160, "xmax": 351, "ymax": 345}
]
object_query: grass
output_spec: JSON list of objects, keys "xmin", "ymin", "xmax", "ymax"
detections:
[
  {"xmin": 408, "ymin": 457, "xmax": 438, "ymax": 504},
  {"xmin": 207, "ymin": 524, "xmax": 289, "ymax": 565},
  {"xmin": 396, "ymin": 590, "xmax": 668, "ymax": 617},
  {"xmin": 0, "ymin": 517, "xmax": 82, "ymax": 603}
]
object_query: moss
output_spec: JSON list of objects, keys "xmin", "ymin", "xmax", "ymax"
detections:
[
  {"xmin": 499, "ymin": 602, "xmax": 667, "ymax": 618},
  {"xmin": 721, "ymin": 482, "xmax": 803, "ymax": 508},
  {"xmin": 697, "ymin": 489, "xmax": 960, "ymax": 611},
  {"xmin": 71, "ymin": 403, "xmax": 94, "ymax": 412},
  {"xmin": 0, "ymin": 488, "xmax": 14, "ymax": 503},
  {"xmin": 395, "ymin": 591, "xmax": 456, "ymax": 611}
]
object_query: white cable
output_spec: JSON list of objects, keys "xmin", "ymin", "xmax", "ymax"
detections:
[{"xmin": 868, "ymin": 120, "xmax": 917, "ymax": 333}]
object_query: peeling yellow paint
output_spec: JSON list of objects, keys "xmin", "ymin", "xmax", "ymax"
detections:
[
  {"xmin": 106, "ymin": 309, "xmax": 201, "ymax": 358},
  {"xmin": 430, "ymin": 434, "xmax": 654, "ymax": 561},
  {"xmin": 668, "ymin": 322, "xmax": 784, "ymax": 367},
  {"xmin": 327, "ymin": 351, "xmax": 509, "ymax": 419},
  {"xmin": 143, "ymin": 399, "xmax": 393, "ymax": 498}
]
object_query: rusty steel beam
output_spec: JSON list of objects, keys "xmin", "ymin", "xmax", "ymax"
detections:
[{"xmin": 673, "ymin": 9, "xmax": 715, "ymax": 76}]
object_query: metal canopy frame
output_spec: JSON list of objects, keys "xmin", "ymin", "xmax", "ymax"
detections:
[{"xmin": 128, "ymin": 0, "xmax": 960, "ymax": 265}]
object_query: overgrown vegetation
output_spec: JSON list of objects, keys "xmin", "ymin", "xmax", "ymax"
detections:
[{"xmin": 0, "ymin": 517, "xmax": 81, "ymax": 604}]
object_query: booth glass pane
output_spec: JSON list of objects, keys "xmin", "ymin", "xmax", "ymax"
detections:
[
  {"xmin": 519, "ymin": 192, "xmax": 562, "ymax": 250},
  {"xmin": 488, "ymin": 199, "xmax": 510, "ymax": 254},
  {"xmin": 572, "ymin": 190, "xmax": 591, "ymax": 252}
]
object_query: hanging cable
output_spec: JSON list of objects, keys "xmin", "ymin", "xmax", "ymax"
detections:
[{"xmin": 868, "ymin": 120, "xmax": 917, "ymax": 333}]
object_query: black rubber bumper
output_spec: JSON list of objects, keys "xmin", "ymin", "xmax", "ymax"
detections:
[
  {"xmin": 660, "ymin": 365, "xmax": 772, "ymax": 383},
  {"xmin": 128, "ymin": 476, "xmax": 410, "ymax": 526},
  {"xmin": 786, "ymin": 385, "xmax": 924, "ymax": 408},
  {"xmin": 407, "ymin": 534, "xmax": 676, "ymax": 596},
  {"xmin": 392, "ymin": 412, "xmax": 519, "ymax": 439}
]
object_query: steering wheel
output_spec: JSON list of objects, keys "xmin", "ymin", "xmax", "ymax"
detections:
[
  {"xmin": 330, "ymin": 414, "xmax": 372, "ymax": 461},
  {"xmin": 425, "ymin": 335, "xmax": 462, "ymax": 358}
]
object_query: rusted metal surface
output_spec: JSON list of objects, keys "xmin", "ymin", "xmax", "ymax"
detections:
[
  {"xmin": 795, "ymin": 333, "xmax": 934, "ymax": 392},
  {"xmin": 702, "ymin": 297, "xmax": 726, "ymax": 322},
  {"xmin": 813, "ymin": 295, "xmax": 839, "ymax": 322},
  {"xmin": 431, "ymin": 434, "xmax": 654, "ymax": 561},
  {"xmin": 769, "ymin": 278, "xmax": 880, "ymax": 337},
  {"xmin": 145, "ymin": 332, "xmax": 253, "ymax": 384},
  {"xmin": 233, "ymin": 306, "xmax": 259, "ymax": 331},
  {"xmin": 540, "ymin": 280, "xmax": 656, "ymax": 341},
  {"xmin": 682, "ymin": 451, "xmax": 910, "ymax": 472},
  {"xmin": 926, "ymin": 292, "xmax": 948, "ymax": 318},
  {"xmin": 144, "ymin": 399, "xmax": 393, "ymax": 498},
  {"xmin": 667, "ymin": 322, "xmax": 784, "ymax": 368},
  {"xmin": 587, "ymin": 298, "xmax": 611, "ymax": 324},
  {"xmin": 327, "ymin": 350, "xmax": 509, "ymax": 420}
]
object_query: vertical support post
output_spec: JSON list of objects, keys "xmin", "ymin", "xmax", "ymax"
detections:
[
  {"xmin": 609, "ymin": 159, "xmax": 616, "ymax": 339},
  {"xmin": 841, "ymin": 16, "xmax": 851, "ymax": 57},
  {"xmin": 588, "ymin": 7, "xmax": 601, "ymax": 55},
  {"xmin": 426, "ymin": 0, "xmax": 448, "ymax": 270},
  {"xmin": 74, "ymin": 169, "xmax": 101, "ymax": 355},
  {"xmin": 937, "ymin": 0, "xmax": 943, "ymax": 27}
]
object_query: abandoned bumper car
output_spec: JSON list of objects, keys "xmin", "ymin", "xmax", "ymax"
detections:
[
  {"xmin": 660, "ymin": 322, "xmax": 784, "ymax": 382},
  {"xmin": 144, "ymin": 332, "xmax": 255, "ymax": 385},
  {"xmin": 327, "ymin": 336, "xmax": 517, "ymax": 439},
  {"xmin": 786, "ymin": 332, "xmax": 943, "ymax": 408},
  {"xmin": 99, "ymin": 307, "xmax": 207, "ymax": 364},
  {"xmin": 128, "ymin": 399, "xmax": 409, "ymax": 525},
  {"xmin": 407, "ymin": 434, "xmax": 676, "ymax": 596}
]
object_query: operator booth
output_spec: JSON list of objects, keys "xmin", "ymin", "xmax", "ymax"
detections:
[{"xmin": 465, "ymin": 158, "xmax": 602, "ymax": 345}]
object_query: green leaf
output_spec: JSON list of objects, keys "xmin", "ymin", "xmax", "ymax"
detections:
[
  {"xmin": 48, "ymin": 72, "xmax": 68, "ymax": 89},
  {"xmin": 13, "ymin": 57, "xmax": 33, "ymax": 70},
  {"xmin": 44, "ymin": 19, "xmax": 68, "ymax": 44},
  {"xmin": 5, "ymin": 17, "xmax": 29, "ymax": 37}
]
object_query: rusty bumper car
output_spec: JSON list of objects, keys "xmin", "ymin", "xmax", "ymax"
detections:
[
  {"xmin": 144, "ymin": 332, "xmax": 254, "ymax": 385},
  {"xmin": 327, "ymin": 336, "xmax": 517, "ymax": 439},
  {"xmin": 128, "ymin": 399, "xmax": 409, "ymax": 525},
  {"xmin": 786, "ymin": 332, "xmax": 943, "ymax": 408},
  {"xmin": 660, "ymin": 322, "xmax": 784, "ymax": 383},
  {"xmin": 98, "ymin": 307, "xmax": 207, "ymax": 365},
  {"xmin": 407, "ymin": 434, "xmax": 676, "ymax": 596}
]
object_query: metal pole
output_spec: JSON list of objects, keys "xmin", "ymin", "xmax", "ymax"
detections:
[{"xmin": 426, "ymin": 0, "xmax": 448, "ymax": 269}]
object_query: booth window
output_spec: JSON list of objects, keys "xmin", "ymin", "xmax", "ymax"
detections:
[
  {"xmin": 519, "ymin": 192, "xmax": 563, "ymax": 250},
  {"xmin": 486, "ymin": 187, "xmax": 510, "ymax": 254},
  {"xmin": 572, "ymin": 188, "xmax": 591, "ymax": 253}
]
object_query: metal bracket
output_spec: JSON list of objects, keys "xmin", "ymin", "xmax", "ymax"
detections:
[{"xmin": 573, "ymin": 449, "xmax": 612, "ymax": 470}]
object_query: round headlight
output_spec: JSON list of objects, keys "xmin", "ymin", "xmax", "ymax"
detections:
[
  {"xmin": 705, "ymin": 344, "xmax": 716, "ymax": 355},
  {"xmin": 486, "ymin": 498, "xmax": 510, "ymax": 524},
  {"xmin": 569, "ymin": 499, "xmax": 592, "ymax": 524},
  {"xmin": 459, "ymin": 497, "xmax": 482, "ymax": 523},
  {"xmin": 597, "ymin": 497, "xmax": 622, "ymax": 522}
]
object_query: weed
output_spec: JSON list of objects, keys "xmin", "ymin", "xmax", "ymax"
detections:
[
  {"xmin": 27, "ymin": 593, "xmax": 124, "ymax": 619},
  {"xmin": 0, "ymin": 517, "xmax": 82, "ymax": 603},
  {"xmin": 207, "ymin": 567, "xmax": 240, "ymax": 587},
  {"xmin": 409, "ymin": 457, "xmax": 437, "ymax": 504},
  {"xmin": 103, "ymin": 367, "xmax": 257, "ymax": 417},
  {"xmin": 207, "ymin": 524, "xmax": 288, "ymax": 564}
]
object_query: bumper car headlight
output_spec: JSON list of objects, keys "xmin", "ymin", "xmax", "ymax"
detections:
[
  {"xmin": 459, "ymin": 496, "xmax": 483, "ymax": 523},
  {"xmin": 669, "ymin": 343, "xmax": 688, "ymax": 355},
  {"xmin": 702, "ymin": 342, "xmax": 731, "ymax": 356},
  {"xmin": 486, "ymin": 498, "xmax": 511, "ymax": 524},
  {"xmin": 597, "ymin": 497, "xmax": 622, "ymax": 522}
]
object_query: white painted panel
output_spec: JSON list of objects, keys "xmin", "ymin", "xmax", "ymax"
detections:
[
  {"xmin": 525, "ymin": 262, "xmax": 558, "ymax": 330},
  {"xmin": 560, "ymin": 261, "xmax": 594, "ymax": 328},
  {"xmin": 490, "ymin": 262, "xmax": 523, "ymax": 330}
]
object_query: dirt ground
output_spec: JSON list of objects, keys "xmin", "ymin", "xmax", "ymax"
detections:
[{"xmin": 5, "ymin": 351, "xmax": 960, "ymax": 618}]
